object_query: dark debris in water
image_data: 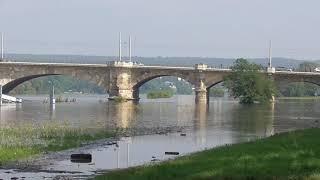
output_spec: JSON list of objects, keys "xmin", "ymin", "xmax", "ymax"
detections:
[
  {"xmin": 165, "ymin": 152, "xmax": 179, "ymax": 155},
  {"xmin": 70, "ymin": 154, "xmax": 92, "ymax": 163}
]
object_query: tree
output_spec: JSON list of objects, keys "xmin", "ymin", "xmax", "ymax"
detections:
[{"xmin": 224, "ymin": 58, "xmax": 276, "ymax": 104}]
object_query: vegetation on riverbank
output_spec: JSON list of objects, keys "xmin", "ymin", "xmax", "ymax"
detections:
[
  {"xmin": 0, "ymin": 124, "xmax": 113, "ymax": 165},
  {"xmin": 147, "ymin": 90, "xmax": 174, "ymax": 99},
  {"xmin": 96, "ymin": 128, "xmax": 320, "ymax": 180}
]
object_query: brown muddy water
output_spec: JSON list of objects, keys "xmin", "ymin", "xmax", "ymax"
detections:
[{"xmin": 0, "ymin": 95, "xmax": 319, "ymax": 179}]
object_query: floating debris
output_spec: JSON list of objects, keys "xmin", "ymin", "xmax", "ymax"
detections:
[
  {"xmin": 165, "ymin": 152, "xmax": 179, "ymax": 155},
  {"xmin": 180, "ymin": 133, "xmax": 186, "ymax": 136},
  {"xmin": 70, "ymin": 154, "xmax": 92, "ymax": 163},
  {"xmin": 106, "ymin": 141, "xmax": 117, "ymax": 146},
  {"xmin": 151, "ymin": 159, "xmax": 160, "ymax": 162}
]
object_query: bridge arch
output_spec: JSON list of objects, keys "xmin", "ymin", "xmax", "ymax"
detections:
[
  {"xmin": 273, "ymin": 74, "xmax": 320, "ymax": 97},
  {"xmin": 132, "ymin": 69, "xmax": 196, "ymax": 89},
  {"xmin": 133, "ymin": 74, "xmax": 195, "ymax": 90},
  {"xmin": 275, "ymin": 80, "xmax": 320, "ymax": 97},
  {"xmin": 206, "ymin": 80, "xmax": 224, "ymax": 90},
  {"xmin": 130, "ymin": 69, "xmax": 196, "ymax": 98},
  {"xmin": 0, "ymin": 65, "xmax": 109, "ymax": 94},
  {"xmin": 131, "ymin": 74, "xmax": 195, "ymax": 100},
  {"xmin": 3, "ymin": 73, "xmax": 107, "ymax": 94},
  {"xmin": 2, "ymin": 74, "xmax": 58, "ymax": 94}
]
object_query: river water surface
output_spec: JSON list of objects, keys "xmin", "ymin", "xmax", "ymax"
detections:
[{"xmin": 0, "ymin": 95, "xmax": 319, "ymax": 179}]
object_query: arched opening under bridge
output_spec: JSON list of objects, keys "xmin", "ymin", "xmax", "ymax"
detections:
[
  {"xmin": 134, "ymin": 75, "xmax": 194, "ymax": 100},
  {"xmin": 6, "ymin": 75, "xmax": 106, "ymax": 97},
  {"xmin": 206, "ymin": 81, "xmax": 231, "ymax": 100},
  {"xmin": 277, "ymin": 81, "xmax": 320, "ymax": 97}
]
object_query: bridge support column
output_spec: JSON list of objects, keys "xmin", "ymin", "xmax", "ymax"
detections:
[
  {"xmin": 195, "ymin": 79, "xmax": 208, "ymax": 104},
  {"xmin": 107, "ymin": 63, "xmax": 138, "ymax": 101},
  {"xmin": 195, "ymin": 90, "xmax": 208, "ymax": 104},
  {"xmin": 109, "ymin": 88, "xmax": 136, "ymax": 100}
]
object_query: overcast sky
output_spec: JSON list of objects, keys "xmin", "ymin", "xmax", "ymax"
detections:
[{"xmin": 0, "ymin": 0, "xmax": 320, "ymax": 59}]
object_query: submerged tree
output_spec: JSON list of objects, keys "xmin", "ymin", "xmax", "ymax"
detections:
[{"xmin": 224, "ymin": 58, "xmax": 276, "ymax": 104}]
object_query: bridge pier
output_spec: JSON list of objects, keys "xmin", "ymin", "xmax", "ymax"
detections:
[
  {"xmin": 107, "ymin": 61, "xmax": 138, "ymax": 101},
  {"xmin": 195, "ymin": 78, "xmax": 208, "ymax": 104},
  {"xmin": 108, "ymin": 89, "xmax": 137, "ymax": 100},
  {"xmin": 195, "ymin": 90, "xmax": 208, "ymax": 104}
]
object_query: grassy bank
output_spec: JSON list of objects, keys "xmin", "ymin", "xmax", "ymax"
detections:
[
  {"xmin": 147, "ymin": 90, "xmax": 173, "ymax": 99},
  {"xmin": 0, "ymin": 124, "xmax": 113, "ymax": 165},
  {"xmin": 96, "ymin": 128, "xmax": 320, "ymax": 180}
]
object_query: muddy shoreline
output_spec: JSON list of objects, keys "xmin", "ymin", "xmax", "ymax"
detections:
[{"xmin": 0, "ymin": 126, "xmax": 188, "ymax": 174}]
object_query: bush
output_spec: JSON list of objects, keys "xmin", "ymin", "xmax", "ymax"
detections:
[{"xmin": 147, "ymin": 90, "xmax": 173, "ymax": 99}]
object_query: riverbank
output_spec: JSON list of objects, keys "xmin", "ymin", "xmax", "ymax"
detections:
[
  {"xmin": 96, "ymin": 128, "xmax": 320, "ymax": 180},
  {"xmin": 0, "ymin": 124, "xmax": 113, "ymax": 166}
]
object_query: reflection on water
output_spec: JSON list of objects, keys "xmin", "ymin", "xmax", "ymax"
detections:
[
  {"xmin": 193, "ymin": 102, "xmax": 207, "ymax": 147},
  {"xmin": 0, "ymin": 95, "xmax": 319, "ymax": 179},
  {"xmin": 106, "ymin": 101, "xmax": 137, "ymax": 129},
  {"xmin": 0, "ymin": 95, "xmax": 318, "ymax": 135},
  {"xmin": 0, "ymin": 95, "xmax": 318, "ymax": 136}
]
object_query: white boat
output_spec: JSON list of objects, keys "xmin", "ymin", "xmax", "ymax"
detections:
[{"xmin": 1, "ymin": 94, "xmax": 22, "ymax": 103}]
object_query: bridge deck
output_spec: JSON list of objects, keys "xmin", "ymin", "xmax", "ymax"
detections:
[{"xmin": 1, "ymin": 61, "xmax": 320, "ymax": 76}]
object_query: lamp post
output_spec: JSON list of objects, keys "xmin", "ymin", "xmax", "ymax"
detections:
[
  {"xmin": 0, "ymin": 85, "xmax": 2, "ymax": 106},
  {"xmin": 1, "ymin": 32, "xmax": 4, "ymax": 61},
  {"xmin": 119, "ymin": 32, "xmax": 122, "ymax": 61},
  {"xmin": 49, "ymin": 81, "xmax": 55, "ymax": 105}
]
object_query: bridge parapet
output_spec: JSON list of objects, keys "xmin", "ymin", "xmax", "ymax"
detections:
[
  {"xmin": 107, "ymin": 61, "xmax": 135, "ymax": 67},
  {"xmin": 267, "ymin": 67, "xmax": 276, "ymax": 74},
  {"xmin": 194, "ymin": 63, "xmax": 208, "ymax": 70}
]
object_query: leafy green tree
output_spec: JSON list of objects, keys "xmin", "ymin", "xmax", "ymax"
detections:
[{"xmin": 224, "ymin": 58, "xmax": 276, "ymax": 104}]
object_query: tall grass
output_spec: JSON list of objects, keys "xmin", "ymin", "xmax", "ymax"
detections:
[{"xmin": 0, "ymin": 123, "xmax": 113, "ymax": 165}]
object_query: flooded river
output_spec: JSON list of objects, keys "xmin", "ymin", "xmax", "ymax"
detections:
[{"xmin": 0, "ymin": 95, "xmax": 319, "ymax": 179}]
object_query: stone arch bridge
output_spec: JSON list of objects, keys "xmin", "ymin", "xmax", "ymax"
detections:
[{"xmin": 1, "ymin": 61, "xmax": 320, "ymax": 104}]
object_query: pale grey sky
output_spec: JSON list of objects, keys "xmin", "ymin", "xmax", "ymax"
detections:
[{"xmin": 0, "ymin": 0, "xmax": 320, "ymax": 59}]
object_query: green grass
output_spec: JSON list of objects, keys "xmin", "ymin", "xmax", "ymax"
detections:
[
  {"xmin": 147, "ymin": 90, "xmax": 173, "ymax": 99},
  {"xmin": 0, "ymin": 124, "xmax": 113, "ymax": 165},
  {"xmin": 96, "ymin": 128, "xmax": 320, "ymax": 180}
]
